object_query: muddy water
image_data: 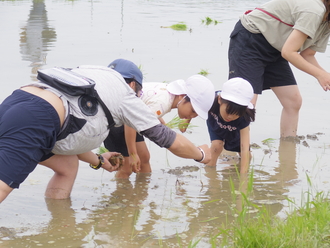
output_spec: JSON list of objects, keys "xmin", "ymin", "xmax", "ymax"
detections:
[{"xmin": 1, "ymin": 0, "xmax": 330, "ymax": 247}]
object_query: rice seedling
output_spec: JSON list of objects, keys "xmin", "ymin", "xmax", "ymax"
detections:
[
  {"xmin": 165, "ymin": 115, "xmax": 197, "ymax": 131},
  {"xmin": 161, "ymin": 22, "xmax": 188, "ymax": 31},
  {"xmin": 201, "ymin": 17, "xmax": 221, "ymax": 25},
  {"xmin": 198, "ymin": 69, "xmax": 209, "ymax": 76}
]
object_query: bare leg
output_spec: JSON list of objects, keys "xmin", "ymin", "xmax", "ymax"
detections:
[
  {"xmin": 206, "ymin": 140, "xmax": 224, "ymax": 167},
  {"xmin": 0, "ymin": 180, "xmax": 13, "ymax": 203},
  {"xmin": 115, "ymin": 156, "xmax": 132, "ymax": 179},
  {"xmin": 40, "ymin": 154, "xmax": 79, "ymax": 199},
  {"xmin": 136, "ymin": 141, "xmax": 151, "ymax": 173},
  {"xmin": 251, "ymin": 93, "xmax": 258, "ymax": 107},
  {"xmin": 271, "ymin": 85, "xmax": 302, "ymax": 137}
]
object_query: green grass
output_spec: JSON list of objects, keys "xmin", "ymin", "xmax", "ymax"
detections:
[
  {"xmin": 179, "ymin": 170, "xmax": 330, "ymax": 247},
  {"xmin": 217, "ymin": 191, "xmax": 330, "ymax": 247}
]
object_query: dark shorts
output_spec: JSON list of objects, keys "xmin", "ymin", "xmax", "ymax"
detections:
[
  {"xmin": 228, "ymin": 20, "xmax": 296, "ymax": 94},
  {"xmin": 103, "ymin": 125, "xmax": 144, "ymax": 157},
  {"xmin": 0, "ymin": 90, "xmax": 60, "ymax": 188},
  {"xmin": 208, "ymin": 127, "xmax": 241, "ymax": 153}
]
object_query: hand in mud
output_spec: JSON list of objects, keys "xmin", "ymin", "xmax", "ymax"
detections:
[
  {"xmin": 129, "ymin": 153, "xmax": 141, "ymax": 173},
  {"xmin": 101, "ymin": 152, "xmax": 123, "ymax": 172},
  {"xmin": 108, "ymin": 153, "xmax": 124, "ymax": 168},
  {"xmin": 198, "ymin": 144, "xmax": 211, "ymax": 164}
]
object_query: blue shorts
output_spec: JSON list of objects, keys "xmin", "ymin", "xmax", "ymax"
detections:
[
  {"xmin": 104, "ymin": 125, "xmax": 144, "ymax": 157},
  {"xmin": 228, "ymin": 21, "xmax": 296, "ymax": 94},
  {"xmin": 0, "ymin": 90, "xmax": 60, "ymax": 188}
]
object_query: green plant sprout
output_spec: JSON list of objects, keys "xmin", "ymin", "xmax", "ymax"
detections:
[
  {"xmin": 165, "ymin": 115, "xmax": 197, "ymax": 131},
  {"xmin": 161, "ymin": 22, "xmax": 188, "ymax": 31},
  {"xmin": 198, "ymin": 69, "xmax": 209, "ymax": 76},
  {"xmin": 201, "ymin": 17, "xmax": 221, "ymax": 25}
]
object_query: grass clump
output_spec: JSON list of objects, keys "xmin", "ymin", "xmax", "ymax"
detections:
[{"xmin": 216, "ymin": 191, "xmax": 330, "ymax": 247}]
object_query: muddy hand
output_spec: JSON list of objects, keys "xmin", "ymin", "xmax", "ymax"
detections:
[
  {"xmin": 109, "ymin": 154, "xmax": 124, "ymax": 168},
  {"xmin": 101, "ymin": 152, "xmax": 123, "ymax": 172}
]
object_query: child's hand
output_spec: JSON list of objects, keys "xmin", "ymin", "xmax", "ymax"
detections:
[{"xmin": 129, "ymin": 153, "xmax": 141, "ymax": 173}]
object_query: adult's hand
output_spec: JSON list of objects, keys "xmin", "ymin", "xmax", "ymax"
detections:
[
  {"xmin": 101, "ymin": 152, "xmax": 122, "ymax": 172},
  {"xmin": 197, "ymin": 144, "xmax": 211, "ymax": 164}
]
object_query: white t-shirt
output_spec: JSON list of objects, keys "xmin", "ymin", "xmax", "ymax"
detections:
[
  {"xmin": 240, "ymin": 0, "xmax": 330, "ymax": 52},
  {"xmin": 25, "ymin": 65, "xmax": 160, "ymax": 155},
  {"xmin": 141, "ymin": 82, "xmax": 175, "ymax": 118}
]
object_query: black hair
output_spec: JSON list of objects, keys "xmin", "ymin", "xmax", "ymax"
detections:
[
  {"xmin": 183, "ymin": 95, "xmax": 191, "ymax": 103},
  {"xmin": 209, "ymin": 95, "xmax": 256, "ymax": 122},
  {"xmin": 124, "ymin": 78, "xmax": 142, "ymax": 95}
]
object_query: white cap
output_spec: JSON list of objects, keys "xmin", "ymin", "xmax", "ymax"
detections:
[
  {"xmin": 220, "ymin": 77, "xmax": 254, "ymax": 109},
  {"xmin": 167, "ymin": 75, "xmax": 215, "ymax": 119}
]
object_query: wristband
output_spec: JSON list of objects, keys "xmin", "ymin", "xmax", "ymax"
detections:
[
  {"xmin": 89, "ymin": 153, "xmax": 104, "ymax": 170},
  {"xmin": 194, "ymin": 147, "xmax": 205, "ymax": 163}
]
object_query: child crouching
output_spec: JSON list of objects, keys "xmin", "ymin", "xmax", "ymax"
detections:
[{"xmin": 206, "ymin": 77, "xmax": 255, "ymax": 173}]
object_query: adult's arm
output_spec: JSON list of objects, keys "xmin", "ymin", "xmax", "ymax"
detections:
[
  {"xmin": 141, "ymin": 124, "xmax": 211, "ymax": 163},
  {"xmin": 281, "ymin": 29, "xmax": 330, "ymax": 91}
]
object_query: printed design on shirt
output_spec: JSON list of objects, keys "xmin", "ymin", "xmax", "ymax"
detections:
[
  {"xmin": 210, "ymin": 112, "xmax": 237, "ymax": 131},
  {"xmin": 143, "ymin": 86, "xmax": 166, "ymax": 117}
]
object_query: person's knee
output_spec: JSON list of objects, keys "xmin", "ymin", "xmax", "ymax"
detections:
[{"xmin": 292, "ymin": 94, "xmax": 302, "ymax": 111}]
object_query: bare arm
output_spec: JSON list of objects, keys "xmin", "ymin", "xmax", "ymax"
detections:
[
  {"xmin": 158, "ymin": 117, "xmax": 166, "ymax": 125},
  {"xmin": 239, "ymin": 126, "xmax": 251, "ymax": 174},
  {"xmin": 281, "ymin": 29, "xmax": 330, "ymax": 91},
  {"xmin": 167, "ymin": 134, "xmax": 211, "ymax": 163},
  {"xmin": 124, "ymin": 125, "xmax": 141, "ymax": 172},
  {"xmin": 205, "ymin": 140, "xmax": 224, "ymax": 166},
  {"xmin": 141, "ymin": 123, "xmax": 211, "ymax": 163}
]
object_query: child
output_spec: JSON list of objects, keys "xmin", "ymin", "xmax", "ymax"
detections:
[
  {"xmin": 104, "ymin": 65, "xmax": 215, "ymax": 179},
  {"xmin": 206, "ymin": 77, "xmax": 255, "ymax": 173}
]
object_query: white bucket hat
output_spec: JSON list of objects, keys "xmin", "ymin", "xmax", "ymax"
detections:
[
  {"xmin": 220, "ymin": 77, "xmax": 254, "ymax": 109},
  {"xmin": 167, "ymin": 75, "xmax": 215, "ymax": 119}
]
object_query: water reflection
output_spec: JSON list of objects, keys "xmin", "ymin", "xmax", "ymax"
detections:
[
  {"xmin": 0, "ymin": 140, "xmax": 312, "ymax": 247},
  {"xmin": 20, "ymin": 0, "xmax": 56, "ymax": 79},
  {"xmin": 252, "ymin": 138, "xmax": 299, "ymax": 214}
]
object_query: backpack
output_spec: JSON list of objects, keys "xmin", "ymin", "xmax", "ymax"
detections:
[{"xmin": 37, "ymin": 67, "xmax": 115, "ymax": 128}]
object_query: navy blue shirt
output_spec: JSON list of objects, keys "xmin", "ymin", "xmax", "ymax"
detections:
[{"xmin": 206, "ymin": 92, "xmax": 250, "ymax": 152}]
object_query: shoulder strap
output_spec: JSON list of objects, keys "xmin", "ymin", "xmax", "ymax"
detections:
[{"xmin": 246, "ymin": 8, "xmax": 293, "ymax": 27}]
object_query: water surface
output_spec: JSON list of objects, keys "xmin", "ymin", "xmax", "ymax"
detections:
[{"xmin": 1, "ymin": 0, "xmax": 330, "ymax": 247}]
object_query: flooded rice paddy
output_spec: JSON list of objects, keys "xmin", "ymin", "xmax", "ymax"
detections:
[{"xmin": 1, "ymin": 0, "xmax": 330, "ymax": 247}]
